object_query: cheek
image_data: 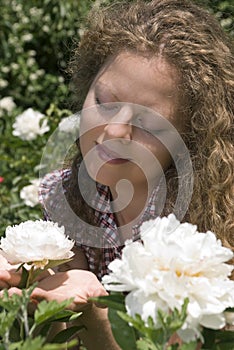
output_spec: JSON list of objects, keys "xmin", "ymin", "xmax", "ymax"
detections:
[
  {"xmin": 79, "ymin": 126, "xmax": 103, "ymax": 157},
  {"xmin": 79, "ymin": 130, "xmax": 94, "ymax": 157},
  {"xmin": 143, "ymin": 137, "xmax": 173, "ymax": 171}
]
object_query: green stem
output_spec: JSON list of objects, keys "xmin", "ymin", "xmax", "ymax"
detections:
[
  {"xmin": 26, "ymin": 265, "xmax": 35, "ymax": 288},
  {"xmin": 3, "ymin": 329, "xmax": 10, "ymax": 350},
  {"xmin": 22, "ymin": 307, "xmax": 29, "ymax": 338}
]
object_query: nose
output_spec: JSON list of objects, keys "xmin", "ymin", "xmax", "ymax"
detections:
[{"xmin": 103, "ymin": 105, "xmax": 133, "ymax": 143}]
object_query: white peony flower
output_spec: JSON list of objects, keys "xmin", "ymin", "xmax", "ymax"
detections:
[
  {"xmin": 58, "ymin": 114, "xmax": 80, "ymax": 133},
  {"xmin": 0, "ymin": 220, "xmax": 74, "ymax": 265},
  {"xmin": 0, "ymin": 96, "xmax": 16, "ymax": 112},
  {"xmin": 20, "ymin": 179, "xmax": 41, "ymax": 207},
  {"xmin": 103, "ymin": 214, "xmax": 234, "ymax": 342},
  {"xmin": 12, "ymin": 108, "xmax": 50, "ymax": 141}
]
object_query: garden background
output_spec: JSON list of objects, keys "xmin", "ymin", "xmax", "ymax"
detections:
[{"xmin": 0, "ymin": 0, "xmax": 233, "ymax": 238}]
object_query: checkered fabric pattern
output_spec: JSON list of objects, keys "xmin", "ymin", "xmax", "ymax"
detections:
[{"xmin": 39, "ymin": 168, "xmax": 159, "ymax": 280}]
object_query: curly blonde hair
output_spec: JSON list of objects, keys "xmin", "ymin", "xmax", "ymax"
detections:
[{"xmin": 67, "ymin": 0, "xmax": 234, "ymax": 252}]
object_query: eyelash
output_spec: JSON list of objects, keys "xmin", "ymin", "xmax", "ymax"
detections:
[
  {"xmin": 136, "ymin": 116, "xmax": 162, "ymax": 135},
  {"xmin": 95, "ymin": 96, "xmax": 104, "ymax": 107},
  {"xmin": 95, "ymin": 96, "xmax": 119, "ymax": 111}
]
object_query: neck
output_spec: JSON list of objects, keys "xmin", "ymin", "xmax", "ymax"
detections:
[{"xmin": 109, "ymin": 180, "xmax": 152, "ymax": 226}]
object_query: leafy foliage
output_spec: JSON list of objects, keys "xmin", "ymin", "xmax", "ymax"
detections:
[
  {"xmin": 0, "ymin": 0, "xmax": 97, "ymax": 237},
  {"xmin": 95, "ymin": 293, "xmax": 234, "ymax": 350},
  {"xmin": 194, "ymin": 0, "xmax": 234, "ymax": 35},
  {"xmin": 0, "ymin": 285, "xmax": 83, "ymax": 349}
]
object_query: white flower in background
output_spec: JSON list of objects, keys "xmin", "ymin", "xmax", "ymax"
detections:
[
  {"xmin": 11, "ymin": 63, "xmax": 19, "ymax": 70},
  {"xmin": 12, "ymin": 108, "xmax": 50, "ymax": 141},
  {"xmin": 103, "ymin": 214, "xmax": 234, "ymax": 342},
  {"xmin": 1, "ymin": 66, "xmax": 10, "ymax": 73},
  {"xmin": 58, "ymin": 114, "xmax": 80, "ymax": 133},
  {"xmin": 58, "ymin": 76, "xmax": 64, "ymax": 83},
  {"xmin": 0, "ymin": 220, "xmax": 74, "ymax": 265},
  {"xmin": 28, "ymin": 50, "xmax": 36, "ymax": 57},
  {"xmin": 37, "ymin": 69, "xmax": 45, "ymax": 76},
  {"xmin": 0, "ymin": 96, "xmax": 16, "ymax": 112},
  {"xmin": 27, "ymin": 58, "xmax": 36, "ymax": 66},
  {"xmin": 22, "ymin": 33, "xmax": 33, "ymax": 42},
  {"xmin": 29, "ymin": 73, "xmax": 38, "ymax": 80},
  {"xmin": 42, "ymin": 25, "xmax": 50, "ymax": 32},
  {"xmin": 0, "ymin": 79, "xmax": 8, "ymax": 88},
  {"xmin": 20, "ymin": 179, "xmax": 41, "ymax": 207}
]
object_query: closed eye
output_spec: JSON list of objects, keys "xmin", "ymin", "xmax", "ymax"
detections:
[
  {"xmin": 134, "ymin": 115, "xmax": 165, "ymax": 135},
  {"xmin": 95, "ymin": 97, "xmax": 120, "ymax": 112}
]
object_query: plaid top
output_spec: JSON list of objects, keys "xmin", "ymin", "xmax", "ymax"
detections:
[{"xmin": 39, "ymin": 168, "xmax": 161, "ymax": 280}]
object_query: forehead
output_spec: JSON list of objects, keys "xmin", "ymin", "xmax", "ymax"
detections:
[
  {"xmin": 94, "ymin": 51, "xmax": 179, "ymax": 103},
  {"xmin": 91, "ymin": 51, "xmax": 181, "ymax": 128}
]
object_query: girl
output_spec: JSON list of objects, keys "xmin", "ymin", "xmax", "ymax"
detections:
[{"xmin": 1, "ymin": 0, "xmax": 233, "ymax": 349}]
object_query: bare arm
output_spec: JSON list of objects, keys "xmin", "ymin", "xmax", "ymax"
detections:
[{"xmin": 74, "ymin": 304, "xmax": 121, "ymax": 350}]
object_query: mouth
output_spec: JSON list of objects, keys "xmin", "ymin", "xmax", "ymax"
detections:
[{"xmin": 95, "ymin": 142, "xmax": 131, "ymax": 164}]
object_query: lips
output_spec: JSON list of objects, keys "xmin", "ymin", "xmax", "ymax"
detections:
[{"xmin": 95, "ymin": 143, "xmax": 130, "ymax": 164}]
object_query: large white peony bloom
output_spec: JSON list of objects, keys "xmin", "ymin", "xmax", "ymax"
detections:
[
  {"xmin": 103, "ymin": 214, "xmax": 234, "ymax": 342},
  {"xmin": 20, "ymin": 179, "xmax": 41, "ymax": 207},
  {"xmin": 0, "ymin": 220, "xmax": 74, "ymax": 265},
  {"xmin": 12, "ymin": 108, "xmax": 50, "ymax": 141}
]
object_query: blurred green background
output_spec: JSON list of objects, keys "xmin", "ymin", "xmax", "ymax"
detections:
[{"xmin": 0, "ymin": 0, "xmax": 233, "ymax": 237}]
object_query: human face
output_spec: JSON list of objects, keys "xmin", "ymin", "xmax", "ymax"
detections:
[{"xmin": 80, "ymin": 52, "xmax": 182, "ymax": 194}]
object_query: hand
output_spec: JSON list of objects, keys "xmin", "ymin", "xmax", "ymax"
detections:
[
  {"xmin": 0, "ymin": 254, "xmax": 54, "ymax": 290},
  {"xmin": 0, "ymin": 254, "xmax": 22, "ymax": 289},
  {"xmin": 30, "ymin": 269, "xmax": 108, "ymax": 311}
]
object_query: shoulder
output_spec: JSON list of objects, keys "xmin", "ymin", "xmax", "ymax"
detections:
[{"xmin": 39, "ymin": 168, "xmax": 71, "ymax": 208}]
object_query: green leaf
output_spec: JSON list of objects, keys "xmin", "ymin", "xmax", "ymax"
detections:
[
  {"xmin": 8, "ymin": 336, "xmax": 45, "ymax": 350},
  {"xmin": 8, "ymin": 337, "xmax": 78, "ymax": 350},
  {"xmin": 202, "ymin": 327, "xmax": 234, "ymax": 349},
  {"xmin": 180, "ymin": 341, "xmax": 198, "ymax": 350},
  {"xmin": 42, "ymin": 339, "xmax": 78, "ymax": 350},
  {"xmin": 108, "ymin": 308, "xmax": 137, "ymax": 350},
  {"xmin": 18, "ymin": 265, "xmax": 29, "ymax": 289},
  {"xmin": 42, "ymin": 310, "xmax": 82, "ymax": 323},
  {"xmin": 34, "ymin": 299, "xmax": 74, "ymax": 325},
  {"xmin": 0, "ymin": 289, "xmax": 22, "ymax": 312},
  {"xmin": 90, "ymin": 292, "xmax": 126, "ymax": 311},
  {"xmin": 117, "ymin": 311, "xmax": 150, "ymax": 336},
  {"xmin": 44, "ymin": 258, "xmax": 74, "ymax": 270},
  {"xmin": 214, "ymin": 343, "xmax": 234, "ymax": 350},
  {"xmin": 0, "ymin": 310, "xmax": 18, "ymax": 337},
  {"xmin": 51, "ymin": 325, "xmax": 85, "ymax": 343},
  {"xmin": 136, "ymin": 338, "xmax": 159, "ymax": 350},
  {"xmin": 202, "ymin": 328, "xmax": 216, "ymax": 348}
]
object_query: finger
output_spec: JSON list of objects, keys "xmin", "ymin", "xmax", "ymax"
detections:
[
  {"xmin": 30, "ymin": 287, "xmax": 51, "ymax": 301},
  {"xmin": 0, "ymin": 270, "xmax": 11, "ymax": 281},
  {"xmin": 0, "ymin": 282, "xmax": 10, "ymax": 290},
  {"xmin": 31, "ymin": 286, "xmax": 72, "ymax": 302},
  {"xmin": 89, "ymin": 285, "xmax": 109, "ymax": 298},
  {"xmin": 0, "ymin": 287, "xmax": 22, "ymax": 298},
  {"xmin": 0, "ymin": 270, "xmax": 21, "ymax": 287}
]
